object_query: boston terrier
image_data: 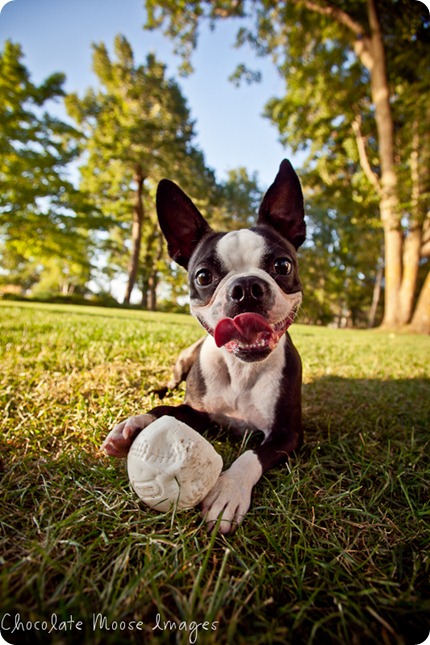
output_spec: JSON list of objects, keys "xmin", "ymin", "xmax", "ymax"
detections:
[{"xmin": 102, "ymin": 159, "xmax": 306, "ymax": 534}]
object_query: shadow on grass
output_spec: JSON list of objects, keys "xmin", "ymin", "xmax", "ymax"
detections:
[{"xmin": 302, "ymin": 375, "xmax": 430, "ymax": 441}]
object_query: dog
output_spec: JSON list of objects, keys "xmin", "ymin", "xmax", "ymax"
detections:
[{"xmin": 102, "ymin": 159, "xmax": 306, "ymax": 534}]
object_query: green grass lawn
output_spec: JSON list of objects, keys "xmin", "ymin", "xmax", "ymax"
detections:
[{"xmin": 1, "ymin": 301, "xmax": 429, "ymax": 645}]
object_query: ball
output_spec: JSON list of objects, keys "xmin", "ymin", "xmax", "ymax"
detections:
[{"xmin": 127, "ymin": 415, "xmax": 223, "ymax": 512}]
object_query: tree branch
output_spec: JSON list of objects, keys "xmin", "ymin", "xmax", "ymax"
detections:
[
  {"xmin": 293, "ymin": 0, "xmax": 374, "ymax": 69},
  {"xmin": 352, "ymin": 116, "xmax": 381, "ymax": 194},
  {"xmin": 298, "ymin": 0, "xmax": 365, "ymax": 37}
]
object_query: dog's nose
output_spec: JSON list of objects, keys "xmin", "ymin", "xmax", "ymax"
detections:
[{"xmin": 228, "ymin": 276, "xmax": 267, "ymax": 304}]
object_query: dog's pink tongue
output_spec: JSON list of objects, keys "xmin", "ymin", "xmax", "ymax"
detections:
[{"xmin": 214, "ymin": 313, "xmax": 272, "ymax": 348}]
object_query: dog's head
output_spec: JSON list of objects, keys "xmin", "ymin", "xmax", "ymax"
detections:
[{"xmin": 156, "ymin": 159, "xmax": 306, "ymax": 363}]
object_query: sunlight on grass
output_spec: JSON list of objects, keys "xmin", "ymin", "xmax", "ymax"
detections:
[{"xmin": 1, "ymin": 302, "xmax": 429, "ymax": 644}]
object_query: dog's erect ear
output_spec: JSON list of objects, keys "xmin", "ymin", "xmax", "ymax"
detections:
[
  {"xmin": 156, "ymin": 179, "xmax": 213, "ymax": 268},
  {"xmin": 257, "ymin": 159, "xmax": 306, "ymax": 249}
]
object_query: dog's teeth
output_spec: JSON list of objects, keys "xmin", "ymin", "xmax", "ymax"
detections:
[{"xmin": 237, "ymin": 338, "xmax": 269, "ymax": 350}]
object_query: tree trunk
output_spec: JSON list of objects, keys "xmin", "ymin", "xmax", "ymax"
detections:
[
  {"xmin": 382, "ymin": 225, "xmax": 403, "ymax": 326},
  {"xmin": 139, "ymin": 224, "xmax": 160, "ymax": 309},
  {"xmin": 148, "ymin": 233, "xmax": 164, "ymax": 311},
  {"xmin": 410, "ymin": 269, "xmax": 430, "ymax": 334},
  {"xmin": 148, "ymin": 272, "xmax": 158, "ymax": 311},
  {"xmin": 124, "ymin": 165, "xmax": 145, "ymax": 305},
  {"xmin": 368, "ymin": 260, "xmax": 383, "ymax": 328},
  {"xmin": 299, "ymin": 0, "xmax": 427, "ymax": 329},
  {"xmin": 364, "ymin": 0, "xmax": 402, "ymax": 327},
  {"xmin": 140, "ymin": 276, "xmax": 149, "ymax": 308},
  {"xmin": 398, "ymin": 123, "xmax": 425, "ymax": 325},
  {"xmin": 399, "ymin": 227, "xmax": 422, "ymax": 324}
]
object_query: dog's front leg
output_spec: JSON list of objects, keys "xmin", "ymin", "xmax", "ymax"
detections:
[
  {"xmin": 101, "ymin": 414, "xmax": 157, "ymax": 457},
  {"xmin": 101, "ymin": 404, "xmax": 215, "ymax": 457},
  {"xmin": 202, "ymin": 419, "xmax": 302, "ymax": 534}
]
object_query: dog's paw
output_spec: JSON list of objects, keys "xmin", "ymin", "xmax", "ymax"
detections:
[
  {"xmin": 201, "ymin": 473, "xmax": 252, "ymax": 534},
  {"xmin": 201, "ymin": 451, "xmax": 263, "ymax": 534},
  {"xmin": 101, "ymin": 414, "xmax": 156, "ymax": 457}
]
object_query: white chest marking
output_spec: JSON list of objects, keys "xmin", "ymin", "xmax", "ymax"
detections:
[{"xmin": 199, "ymin": 335, "xmax": 286, "ymax": 433}]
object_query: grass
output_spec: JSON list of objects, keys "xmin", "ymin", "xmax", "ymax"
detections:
[{"xmin": 0, "ymin": 300, "xmax": 429, "ymax": 645}]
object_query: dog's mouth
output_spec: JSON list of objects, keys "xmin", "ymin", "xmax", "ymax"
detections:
[{"xmin": 213, "ymin": 312, "xmax": 295, "ymax": 359}]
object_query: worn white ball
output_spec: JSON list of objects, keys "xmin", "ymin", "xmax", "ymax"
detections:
[{"xmin": 127, "ymin": 415, "xmax": 223, "ymax": 512}]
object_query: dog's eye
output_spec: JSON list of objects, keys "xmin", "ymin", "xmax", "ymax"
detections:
[
  {"xmin": 195, "ymin": 269, "xmax": 213, "ymax": 286},
  {"xmin": 274, "ymin": 258, "xmax": 293, "ymax": 275}
]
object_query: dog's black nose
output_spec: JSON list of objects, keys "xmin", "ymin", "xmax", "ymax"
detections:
[{"xmin": 228, "ymin": 276, "xmax": 267, "ymax": 304}]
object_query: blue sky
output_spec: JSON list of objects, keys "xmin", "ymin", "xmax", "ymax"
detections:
[{"xmin": 0, "ymin": 0, "xmax": 304, "ymax": 188}]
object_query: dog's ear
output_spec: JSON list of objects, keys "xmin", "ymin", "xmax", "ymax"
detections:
[
  {"xmin": 257, "ymin": 159, "xmax": 306, "ymax": 249},
  {"xmin": 156, "ymin": 179, "xmax": 213, "ymax": 268}
]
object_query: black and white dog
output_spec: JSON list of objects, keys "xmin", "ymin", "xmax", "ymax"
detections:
[{"xmin": 102, "ymin": 159, "xmax": 306, "ymax": 534}]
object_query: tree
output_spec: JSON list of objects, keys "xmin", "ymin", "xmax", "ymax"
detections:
[
  {"xmin": 66, "ymin": 35, "xmax": 217, "ymax": 305},
  {"xmin": 216, "ymin": 167, "xmax": 263, "ymax": 229},
  {"xmin": 144, "ymin": 0, "xmax": 430, "ymax": 332},
  {"xmin": 0, "ymin": 40, "xmax": 97, "ymax": 295},
  {"xmin": 299, "ymin": 194, "xmax": 383, "ymax": 327}
]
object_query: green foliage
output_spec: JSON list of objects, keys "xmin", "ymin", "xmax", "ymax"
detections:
[
  {"xmin": 0, "ymin": 302, "xmax": 429, "ymax": 643},
  {"xmin": 142, "ymin": 0, "xmax": 430, "ymax": 326},
  {"xmin": 260, "ymin": 0, "xmax": 430, "ymax": 225},
  {"xmin": 299, "ymin": 162, "xmax": 383, "ymax": 326},
  {"xmin": 66, "ymin": 37, "xmax": 214, "ymax": 212},
  {"xmin": 66, "ymin": 42, "xmax": 267, "ymax": 308},
  {"xmin": 215, "ymin": 167, "xmax": 263, "ymax": 229},
  {"xmin": 145, "ymin": 0, "xmax": 247, "ymax": 75},
  {"xmin": 66, "ymin": 35, "xmax": 218, "ymax": 303},
  {"xmin": 0, "ymin": 40, "xmax": 103, "ymax": 296},
  {"xmin": 0, "ymin": 36, "xmax": 269, "ymax": 310}
]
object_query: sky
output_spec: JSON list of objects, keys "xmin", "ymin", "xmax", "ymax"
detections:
[{"xmin": 0, "ymin": 0, "xmax": 305, "ymax": 188}]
